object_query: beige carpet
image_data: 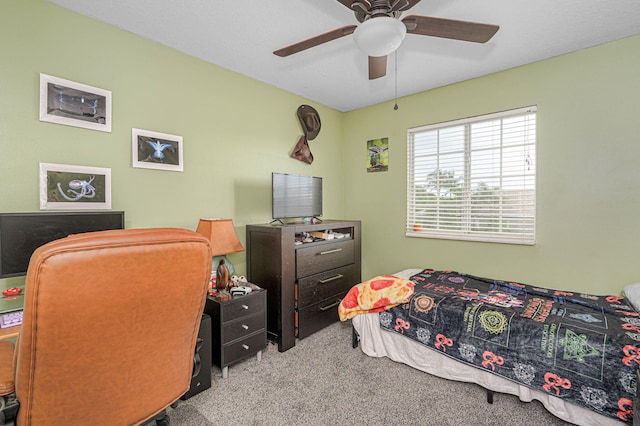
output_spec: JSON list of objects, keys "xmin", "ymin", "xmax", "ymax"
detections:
[{"xmin": 168, "ymin": 320, "xmax": 572, "ymax": 425}]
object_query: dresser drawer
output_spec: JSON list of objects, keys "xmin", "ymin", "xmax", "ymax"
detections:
[
  {"xmin": 297, "ymin": 292, "xmax": 346, "ymax": 339},
  {"xmin": 222, "ymin": 312, "xmax": 265, "ymax": 344},
  {"xmin": 296, "ymin": 239, "xmax": 355, "ymax": 278},
  {"xmin": 221, "ymin": 292, "xmax": 266, "ymax": 323},
  {"xmin": 297, "ymin": 265, "xmax": 359, "ymax": 309},
  {"xmin": 223, "ymin": 331, "xmax": 267, "ymax": 366}
]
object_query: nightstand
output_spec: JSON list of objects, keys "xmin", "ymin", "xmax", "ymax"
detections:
[{"xmin": 204, "ymin": 287, "xmax": 267, "ymax": 378}]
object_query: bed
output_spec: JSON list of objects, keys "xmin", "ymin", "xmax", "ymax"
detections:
[{"xmin": 339, "ymin": 268, "xmax": 640, "ymax": 426}]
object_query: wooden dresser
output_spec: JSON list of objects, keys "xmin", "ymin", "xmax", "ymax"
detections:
[{"xmin": 246, "ymin": 220, "xmax": 361, "ymax": 352}]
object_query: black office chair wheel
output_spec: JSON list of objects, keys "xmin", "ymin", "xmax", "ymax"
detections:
[
  {"xmin": 155, "ymin": 411, "xmax": 170, "ymax": 426},
  {"xmin": 140, "ymin": 410, "xmax": 170, "ymax": 426}
]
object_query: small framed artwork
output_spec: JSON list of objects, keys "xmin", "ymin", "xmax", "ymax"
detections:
[
  {"xmin": 39, "ymin": 163, "xmax": 112, "ymax": 210},
  {"xmin": 367, "ymin": 137, "xmax": 389, "ymax": 172},
  {"xmin": 132, "ymin": 128, "xmax": 184, "ymax": 172},
  {"xmin": 39, "ymin": 73, "xmax": 112, "ymax": 132}
]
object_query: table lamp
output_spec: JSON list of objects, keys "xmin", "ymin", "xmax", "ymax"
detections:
[{"xmin": 196, "ymin": 218, "xmax": 245, "ymax": 301}]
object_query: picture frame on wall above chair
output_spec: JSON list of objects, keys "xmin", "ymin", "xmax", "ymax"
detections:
[
  {"xmin": 132, "ymin": 128, "xmax": 184, "ymax": 172},
  {"xmin": 39, "ymin": 162, "xmax": 112, "ymax": 210},
  {"xmin": 39, "ymin": 73, "xmax": 112, "ymax": 133}
]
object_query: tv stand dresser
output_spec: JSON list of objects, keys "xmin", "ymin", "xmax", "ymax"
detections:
[{"xmin": 246, "ymin": 220, "xmax": 361, "ymax": 352}]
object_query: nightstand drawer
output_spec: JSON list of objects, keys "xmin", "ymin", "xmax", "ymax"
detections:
[
  {"xmin": 297, "ymin": 265, "xmax": 359, "ymax": 309},
  {"xmin": 223, "ymin": 312, "xmax": 265, "ymax": 343},
  {"xmin": 223, "ymin": 331, "xmax": 267, "ymax": 366},
  {"xmin": 221, "ymin": 292, "xmax": 266, "ymax": 322},
  {"xmin": 296, "ymin": 239, "xmax": 355, "ymax": 278}
]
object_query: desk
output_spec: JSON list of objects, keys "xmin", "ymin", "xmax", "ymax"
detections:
[{"xmin": 0, "ymin": 326, "xmax": 19, "ymax": 341}]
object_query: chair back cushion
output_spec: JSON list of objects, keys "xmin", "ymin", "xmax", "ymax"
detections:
[{"xmin": 15, "ymin": 228, "xmax": 211, "ymax": 425}]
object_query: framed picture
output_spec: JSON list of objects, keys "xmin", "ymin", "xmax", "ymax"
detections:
[
  {"xmin": 39, "ymin": 163, "xmax": 112, "ymax": 210},
  {"xmin": 39, "ymin": 73, "xmax": 112, "ymax": 132},
  {"xmin": 132, "ymin": 128, "xmax": 184, "ymax": 172},
  {"xmin": 367, "ymin": 137, "xmax": 389, "ymax": 172}
]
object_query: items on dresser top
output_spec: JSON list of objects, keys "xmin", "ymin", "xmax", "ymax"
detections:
[
  {"xmin": 246, "ymin": 220, "xmax": 361, "ymax": 352},
  {"xmin": 294, "ymin": 230, "xmax": 350, "ymax": 244},
  {"xmin": 204, "ymin": 286, "xmax": 267, "ymax": 379}
]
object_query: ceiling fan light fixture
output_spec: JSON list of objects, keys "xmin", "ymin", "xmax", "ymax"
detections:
[{"xmin": 353, "ymin": 16, "xmax": 407, "ymax": 57}]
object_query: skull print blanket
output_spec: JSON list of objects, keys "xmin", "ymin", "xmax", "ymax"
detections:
[{"xmin": 378, "ymin": 269, "xmax": 639, "ymax": 424}]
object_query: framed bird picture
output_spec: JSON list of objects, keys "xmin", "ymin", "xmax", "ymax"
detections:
[{"xmin": 132, "ymin": 128, "xmax": 184, "ymax": 172}]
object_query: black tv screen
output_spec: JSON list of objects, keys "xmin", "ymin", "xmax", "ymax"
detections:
[
  {"xmin": 0, "ymin": 211, "xmax": 125, "ymax": 278},
  {"xmin": 272, "ymin": 173, "xmax": 322, "ymax": 220}
]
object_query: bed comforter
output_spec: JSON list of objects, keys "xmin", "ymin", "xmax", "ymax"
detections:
[{"xmin": 349, "ymin": 269, "xmax": 640, "ymax": 424}]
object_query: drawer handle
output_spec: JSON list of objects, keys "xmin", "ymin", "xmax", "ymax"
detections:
[
  {"xmin": 241, "ymin": 304, "xmax": 249, "ymax": 310},
  {"xmin": 242, "ymin": 324, "xmax": 249, "ymax": 330},
  {"xmin": 319, "ymin": 299, "xmax": 342, "ymax": 312},
  {"xmin": 319, "ymin": 248, "xmax": 342, "ymax": 255},
  {"xmin": 319, "ymin": 274, "xmax": 343, "ymax": 284},
  {"xmin": 242, "ymin": 344, "xmax": 249, "ymax": 350}
]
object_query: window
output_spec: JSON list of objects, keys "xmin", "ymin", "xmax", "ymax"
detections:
[{"xmin": 407, "ymin": 106, "xmax": 536, "ymax": 245}]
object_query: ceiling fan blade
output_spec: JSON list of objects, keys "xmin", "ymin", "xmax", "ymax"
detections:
[
  {"xmin": 273, "ymin": 25, "xmax": 357, "ymax": 57},
  {"xmin": 369, "ymin": 56, "xmax": 387, "ymax": 80},
  {"xmin": 403, "ymin": 15, "xmax": 499, "ymax": 43}
]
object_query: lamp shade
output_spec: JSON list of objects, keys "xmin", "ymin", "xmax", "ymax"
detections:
[
  {"xmin": 353, "ymin": 16, "xmax": 407, "ymax": 57},
  {"xmin": 195, "ymin": 218, "xmax": 244, "ymax": 256}
]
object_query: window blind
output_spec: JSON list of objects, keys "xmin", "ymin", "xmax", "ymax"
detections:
[{"xmin": 407, "ymin": 106, "xmax": 537, "ymax": 245}]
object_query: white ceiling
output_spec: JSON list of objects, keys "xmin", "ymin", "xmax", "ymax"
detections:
[{"xmin": 48, "ymin": 0, "xmax": 640, "ymax": 112}]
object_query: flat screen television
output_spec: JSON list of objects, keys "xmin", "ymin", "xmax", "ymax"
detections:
[
  {"xmin": 272, "ymin": 173, "xmax": 322, "ymax": 220},
  {"xmin": 0, "ymin": 211, "xmax": 125, "ymax": 278}
]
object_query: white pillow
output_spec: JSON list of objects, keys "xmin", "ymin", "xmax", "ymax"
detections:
[{"xmin": 623, "ymin": 282, "xmax": 640, "ymax": 312}]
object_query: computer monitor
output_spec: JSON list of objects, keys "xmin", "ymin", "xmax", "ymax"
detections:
[{"xmin": 0, "ymin": 211, "xmax": 125, "ymax": 278}]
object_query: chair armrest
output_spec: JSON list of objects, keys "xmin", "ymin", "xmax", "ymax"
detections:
[{"xmin": 0, "ymin": 341, "xmax": 14, "ymax": 396}]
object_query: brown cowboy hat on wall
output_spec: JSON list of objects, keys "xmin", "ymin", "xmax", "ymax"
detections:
[
  {"xmin": 297, "ymin": 105, "xmax": 321, "ymax": 141},
  {"xmin": 291, "ymin": 135, "xmax": 313, "ymax": 164}
]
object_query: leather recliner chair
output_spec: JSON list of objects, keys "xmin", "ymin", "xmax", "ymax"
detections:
[{"xmin": 0, "ymin": 228, "xmax": 212, "ymax": 425}]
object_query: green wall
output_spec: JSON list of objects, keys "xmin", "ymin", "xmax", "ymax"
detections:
[
  {"xmin": 0, "ymin": 0, "xmax": 346, "ymax": 286},
  {"xmin": 2, "ymin": 0, "xmax": 638, "ymax": 295},
  {"xmin": 343, "ymin": 35, "xmax": 640, "ymax": 294}
]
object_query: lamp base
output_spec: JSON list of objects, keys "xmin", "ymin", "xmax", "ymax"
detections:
[
  {"xmin": 211, "ymin": 255, "xmax": 235, "ymax": 277},
  {"xmin": 215, "ymin": 289, "xmax": 232, "ymax": 302}
]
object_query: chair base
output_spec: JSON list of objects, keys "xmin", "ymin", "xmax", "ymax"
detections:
[
  {"xmin": 141, "ymin": 408, "xmax": 170, "ymax": 426},
  {"xmin": 0, "ymin": 394, "xmax": 174, "ymax": 426}
]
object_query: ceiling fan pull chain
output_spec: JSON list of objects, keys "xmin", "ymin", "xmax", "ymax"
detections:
[{"xmin": 394, "ymin": 49, "xmax": 399, "ymax": 110}]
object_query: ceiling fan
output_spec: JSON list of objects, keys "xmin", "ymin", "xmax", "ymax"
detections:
[{"xmin": 273, "ymin": 0, "xmax": 499, "ymax": 80}]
